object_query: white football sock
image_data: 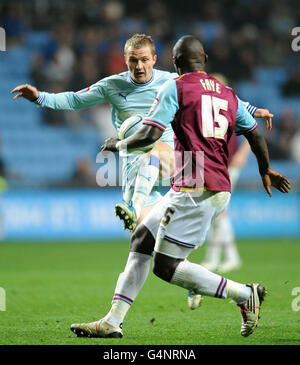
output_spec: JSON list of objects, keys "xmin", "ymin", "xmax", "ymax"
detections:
[
  {"xmin": 204, "ymin": 213, "xmax": 241, "ymax": 266},
  {"xmin": 220, "ymin": 214, "xmax": 241, "ymax": 263},
  {"xmin": 132, "ymin": 154, "xmax": 160, "ymax": 219},
  {"xmin": 202, "ymin": 229, "xmax": 222, "ymax": 267},
  {"xmin": 225, "ymin": 279, "xmax": 251, "ymax": 303},
  {"xmin": 104, "ymin": 252, "xmax": 151, "ymax": 327},
  {"xmin": 170, "ymin": 260, "xmax": 250, "ymax": 303}
]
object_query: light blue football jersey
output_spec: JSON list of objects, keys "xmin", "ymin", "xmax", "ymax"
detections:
[
  {"xmin": 35, "ymin": 69, "xmax": 257, "ymax": 142},
  {"xmin": 35, "ymin": 69, "xmax": 178, "ymax": 145}
]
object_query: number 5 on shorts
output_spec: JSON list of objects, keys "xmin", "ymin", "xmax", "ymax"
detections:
[{"xmin": 161, "ymin": 207, "xmax": 175, "ymax": 226}]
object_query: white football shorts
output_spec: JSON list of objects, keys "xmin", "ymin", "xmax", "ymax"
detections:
[{"xmin": 143, "ymin": 189, "xmax": 231, "ymax": 259}]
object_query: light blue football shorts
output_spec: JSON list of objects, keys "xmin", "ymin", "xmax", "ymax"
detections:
[{"xmin": 120, "ymin": 138, "xmax": 174, "ymax": 208}]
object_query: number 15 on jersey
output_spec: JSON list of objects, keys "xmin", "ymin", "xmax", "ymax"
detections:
[{"xmin": 201, "ymin": 95, "xmax": 229, "ymax": 139}]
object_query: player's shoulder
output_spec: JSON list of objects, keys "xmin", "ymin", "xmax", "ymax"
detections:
[
  {"xmin": 93, "ymin": 71, "xmax": 129, "ymax": 85},
  {"xmin": 154, "ymin": 69, "xmax": 178, "ymax": 81},
  {"xmin": 157, "ymin": 77, "xmax": 177, "ymax": 96},
  {"xmin": 92, "ymin": 71, "xmax": 132, "ymax": 93}
]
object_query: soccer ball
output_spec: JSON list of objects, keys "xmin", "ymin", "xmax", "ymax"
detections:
[{"xmin": 118, "ymin": 114, "xmax": 155, "ymax": 152}]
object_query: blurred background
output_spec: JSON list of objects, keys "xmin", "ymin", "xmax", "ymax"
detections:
[{"xmin": 0, "ymin": 0, "xmax": 299, "ymax": 240}]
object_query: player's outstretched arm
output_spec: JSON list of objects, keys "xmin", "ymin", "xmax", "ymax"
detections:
[
  {"xmin": 101, "ymin": 125, "xmax": 163, "ymax": 152},
  {"xmin": 239, "ymin": 99, "xmax": 273, "ymax": 130},
  {"xmin": 11, "ymin": 81, "xmax": 106, "ymax": 111},
  {"xmin": 245, "ymin": 128, "xmax": 291, "ymax": 197},
  {"xmin": 254, "ymin": 108, "xmax": 273, "ymax": 130},
  {"xmin": 11, "ymin": 84, "xmax": 39, "ymax": 101}
]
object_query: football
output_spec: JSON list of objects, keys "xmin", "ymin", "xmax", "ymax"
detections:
[{"xmin": 118, "ymin": 114, "xmax": 155, "ymax": 152}]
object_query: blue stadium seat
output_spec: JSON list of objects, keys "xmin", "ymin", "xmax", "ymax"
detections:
[
  {"xmin": 0, "ymin": 47, "xmax": 32, "ymax": 76},
  {"xmin": 254, "ymin": 67, "xmax": 288, "ymax": 86},
  {"xmin": 280, "ymin": 98, "xmax": 300, "ymax": 117},
  {"xmin": 237, "ymin": 80, "xmax": 283, "ymax": 111},
  {"xmin": 24, "ymin": 31, "xmax": 51, "ymax": 52}
]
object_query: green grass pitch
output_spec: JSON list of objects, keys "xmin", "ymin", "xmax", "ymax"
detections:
[{"xmin": 0, "ymin": 238, "xmax": 300, "ymax": 345}]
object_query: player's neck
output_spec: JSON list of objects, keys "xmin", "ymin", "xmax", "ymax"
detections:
[{"xmin": 179, "ymin": 63, "xmax": 205, "ymax": 75}]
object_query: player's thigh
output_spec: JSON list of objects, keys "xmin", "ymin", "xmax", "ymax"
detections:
[
  {"xmin": 130, "ymin": 193, "xmax": 172, "ymax": 255},
  {"xmin": 150, "ymin": 141, "xmax": 174, "ymax": 181},
  {"xmin": 141, "ymin": 190, "xmax": 173, "ymax": 240},
  {"xmin": 137, "ymin": 205, "xmax": 155, "ymax": 226},
  {"xmin": 141, "ymin": 187, "xmax": 163, "ymax": 221},
  {"xmin": 154, "ymin": 191, "xmax": 231, "ymax": 260}
]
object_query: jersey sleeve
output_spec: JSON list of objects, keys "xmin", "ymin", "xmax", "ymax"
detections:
[
  {"xmin": 143, "ymin": 79, "xmax": 179, "ymax": 131},
  {"xmin": 237, "ymin": 97, "xmax": 258, "ymax": 116},
  {"xmin": 235, "ymin": 97, "xmax": 258, "ymax": 135},
  {"xmin": 34, "ymin": 79, "xmax": 108, "ymax": 110}
]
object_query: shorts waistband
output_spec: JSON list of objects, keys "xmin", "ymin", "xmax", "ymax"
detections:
[{"xmin": 179, "ymin": 187, "xmax": 207, "ymax": 193}]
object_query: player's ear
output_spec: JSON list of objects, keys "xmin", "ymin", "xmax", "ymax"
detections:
[
  {"xmin": 153, "ymin": 54, "xmax": 157, "ymax": 65},
  {"xmin": 173, "ymin": 54, "xmax": 181, "ymax": 68},
  {"xmin": 204, "ymin": 53, "xmax": 208, "ymax": 64}
]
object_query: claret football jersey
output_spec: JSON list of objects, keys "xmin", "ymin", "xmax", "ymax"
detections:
[{"xmin": 143, "ymin": 71, "xmax": 258, "ymax": 192}]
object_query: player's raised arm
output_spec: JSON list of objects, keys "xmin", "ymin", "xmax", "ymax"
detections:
[
  {"xmin": 239, "ymin": 98, "xmax": 273, "ymax": 130},
  {"xmin": 11, "ymin": 80, "xmax": 107, "ymax": 111}
]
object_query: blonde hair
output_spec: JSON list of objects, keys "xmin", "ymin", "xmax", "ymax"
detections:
[{"xmin": 124, "ymin": 34, "xmax": 156, "ymax": 56}]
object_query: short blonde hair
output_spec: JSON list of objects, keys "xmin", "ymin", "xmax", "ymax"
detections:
[{"xmin": 124, "ymin": 33, "xmax": 156, "ymax": 56}]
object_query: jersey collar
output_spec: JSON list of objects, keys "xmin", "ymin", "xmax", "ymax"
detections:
[{"xmin": 128, "ymin": 70, "xmax": 155, "ymax": 86}]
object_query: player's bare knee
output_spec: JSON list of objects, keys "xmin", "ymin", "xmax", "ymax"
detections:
[
  {"xmin": 152, "ymin": 252, "xmax": 182, "ymax": 282},
  {"xmin": 130, "ymin": 224, "xmax": 155, "ymax": 256}
]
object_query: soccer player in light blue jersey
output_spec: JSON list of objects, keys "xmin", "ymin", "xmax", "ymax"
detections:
[{"xmin": 12, "ymin": 34, "xmax": 177, "ymax": 232}]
